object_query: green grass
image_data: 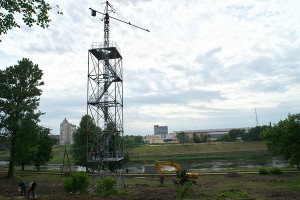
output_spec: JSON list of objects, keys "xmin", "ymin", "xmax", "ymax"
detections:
[
  {"xmin": 0, "ymin": 142, "xmax": 268, "ymax": 165},
  {"xmin": 128, "ymin": 142, "xmax": 267, "ymax": 156},
  {"xmin": 50, "ymin": 145, "xmax": 74, "ymax": 164},
  {"xmin": 0, "ymin": 145, "xmax": 75, "ymax": 166},
  {"xmin": 272, "ymin": 175, "xmax": 300, "ymax": 192}
]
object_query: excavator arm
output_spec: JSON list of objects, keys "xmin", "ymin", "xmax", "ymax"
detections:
[
  {"xmin": 154, "ymin": 160, "xmax": 199, "ymax": 185},
  {"xmin": 154, "ymin": 161, "xmax": 182, "ymax": 184}
]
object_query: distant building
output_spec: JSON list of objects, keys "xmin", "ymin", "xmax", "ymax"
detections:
[
  {"xmin": 173, "ymin": 128, "xmax": 250, "ymax": 142},
  {"xmin": 143, "ymin": 133, "xmax": 174, "ymax": 144},
  {"xmin": 49, "ymin": 134, "xmax": 60, "ymax": 145},
  {"xmin": 60, "ymin": 118, "xmax": 76, "ymax": 145},
  {"xmin": 143, "ymin": 135, "xmax": 164, "ymax": 144},
  {"xmin": 154, "ymin": 125, "xmax": 168, "ymax": 136}
]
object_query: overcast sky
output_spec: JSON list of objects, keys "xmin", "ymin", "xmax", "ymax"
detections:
[{"xmin": 1, "ymin": 0, "xmax": 299, "ymax": 135}]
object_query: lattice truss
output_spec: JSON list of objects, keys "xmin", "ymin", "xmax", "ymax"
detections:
[{"xmin": 87, "ymin": 42, "xmax": 124, "ymax": 163}]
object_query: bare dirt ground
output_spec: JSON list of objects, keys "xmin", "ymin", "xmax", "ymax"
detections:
[{"xmin": 1, "ymin": 172, "xmax": 300, "ymax": 199}]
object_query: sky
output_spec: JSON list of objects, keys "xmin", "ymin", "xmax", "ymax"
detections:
[{"xmin": 1, "ymin": 0, "xmax": 300, "ymax": 136}]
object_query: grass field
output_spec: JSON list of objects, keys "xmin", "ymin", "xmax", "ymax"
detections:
[
  {"xmin": 0, "ymin": 142, "xmax": 268, "ymax": 164},
  {"xmin": 127, "ymin": 142, "xmax": 267, "ymax": 157}
]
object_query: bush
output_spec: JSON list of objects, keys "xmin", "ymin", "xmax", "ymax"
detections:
[
  {"xmin": 117, "ymin": 188, "xmax": 129, "ymax": 196},
  {"xmin": 258, "ymin": 168, "xmax": 269, "ymax": 175},
  {"xmin": 96, "ymin": 176, "xmax": 117, "ymax": 196},
  {"xmin": 270, "ymin": 167, "xmax": 282, "ymax": 175},
  {"xmin": 176, "ymin": 182, "xmax": 194, "ymax": 200},
  {"xmin": 219, "ymin": 189, "xmax": 250, "ymax": 199},
  {"xmin": 63, "ymin": 172, "xmax": 89, "ymax": 194}
]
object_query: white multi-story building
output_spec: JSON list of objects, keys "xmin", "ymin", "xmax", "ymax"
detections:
[{"xmin": 60, "ymin": 118, "xmax": 76, "ymax": 145}]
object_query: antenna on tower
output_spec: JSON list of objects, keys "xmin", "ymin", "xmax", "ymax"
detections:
[
  {"xmin": 90, "ymin": 1, "xmax": 150, "ymax": 48},
  {"xmin": 255, "ymin": 108, "xmax": 259, "ymax": 126}
]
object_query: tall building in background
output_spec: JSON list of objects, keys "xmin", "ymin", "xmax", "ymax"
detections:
[
  {"xmin": 60, "ymin": 118, "xmax": 76, "ymax": 145},
  {"xmin": 154, "ymin": 125, "xmax": 168, "ymax": 136}
]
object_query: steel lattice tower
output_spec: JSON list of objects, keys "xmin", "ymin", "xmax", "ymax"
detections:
[
  {"xmin": 87, "ymin": 1, "xmax": 124, "ymax": 188},
  {"xmin": 87, "ymin": 1, "xmax": 149, "ymax": 188}
]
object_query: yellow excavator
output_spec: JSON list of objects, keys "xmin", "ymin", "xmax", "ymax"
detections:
[{"xmin": 154, "ymin": 160, "xmax": 199, "ymax": 185}]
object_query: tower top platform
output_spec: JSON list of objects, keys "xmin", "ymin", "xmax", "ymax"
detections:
[
  {"xmin": 90, "ymin": 41, "xmax": 120, "ymax": 51},
  {"xmin": 89, "ymin": 41, "xmax": 122, "ymax": 60}
]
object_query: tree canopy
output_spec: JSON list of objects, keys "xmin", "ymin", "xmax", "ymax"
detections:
[
  {"xmin": 242, "ymin": 125, "xmax": 269, "ymax": 142},
  {"xmin": 72, "ymin": 115, "xmax": 101, "ymax": 171},
  {"xmin": 0, "ymin": 58, "xmax": 44, "ymax": 177},
  {"xmin": 14, "ymin": 116, "xmax": 39, "ymax": 171},
  {"xmin": 176, "ymin": 132, "xmax": 189, "ymax": 145},
  {"xmin": 261, "ymin": 113, "xmax": 300, "ymax": 169},
  {"xmin": 0, "ymin": 0, "xmax": 62, "ymax": 39},
  {"xmin": 34, "ymin": 127, "xmax": 53, "ymax": 171}
]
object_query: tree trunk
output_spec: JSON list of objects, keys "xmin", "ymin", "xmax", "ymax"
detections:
[
  {"xmin": 21, "ymin": 162, "xmax": 25, "ymax": 171},
  {"xmin": 7, "ymin": 144, "xmax": 16, "ymax": 178}
]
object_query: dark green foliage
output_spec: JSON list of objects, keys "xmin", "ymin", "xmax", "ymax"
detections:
[
  {"xmin": 193, "ymin": 133, "xmax": 200, "ymax": 143},
  {"xmin": 0, "ymin": 0, "xmax": 62, "ymax": 38},
  {"xmin": 261, "ymin": 113, "xmax": 300, "ymax": 169},
  {"xmin": 219, "ymin": 189, "xmax": 250, "ymax": 199},
  {"xmin": 14, "ymin": 116, "xmax": 39, "ymax": 170},
  {"xmin": 63, "ymin": 172, "xmax": 89, "ymax": 194},
  {"xmin": 96, "ymin": 176, "xmax": 117, "ymax": 196},
  {"xmin": 124, "ymin": 135, "xmax": 143, "ymax": 148},
  {"xmin": 71, "ymin": 115, "xmax": 101, "ymax": 171},
  {"xmin": 242, "ymin": 125, "xmax": 269, "ymax": 142},
  {"xmin": 228, "ymin": 129, "xmax": 245, "ymax": 142},
  {"xmin": 176, "ymin": 182, "xmax": 194, "ymax": 200},
  {"xmin": 72, "ymin": 115, "xmax": 128, "ymax": 172},
  {"xmin": 176, "ymin": 132, "xmax": 189, "ymax": 145},
  {"xmin": 218, "ymin": 134, "xmax": 231, "ymax": 142},
  {"xmin": 0, "ymin": 58, "xmax": 44, "ymax": 178},
  {"xmin": 34, "ymin": 127, "xmax": 53, "ymax": 171},
  {"xmin": 258, "ymin": 168, "xmax": 282, "ymax": 175},
  {"xmin": 258, "ymin": 168, "xmax": 269, "ymax": 175},
  {"xmin": 270, "ymin": 168, "xmax": 282, "ymax": 175}
]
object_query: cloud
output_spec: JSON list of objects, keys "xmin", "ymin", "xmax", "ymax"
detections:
[{"xmin": 1, "ymin": 0, "xmax": 300, "ymax": 135}]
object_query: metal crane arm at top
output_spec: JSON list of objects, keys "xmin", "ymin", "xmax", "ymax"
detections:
[{"xmin": 89, "ymin": 8, "xmax": 150, "ymax": 32}]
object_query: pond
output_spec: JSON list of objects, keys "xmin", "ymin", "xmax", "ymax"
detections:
[
  {"xmin": 0, "ymin": 156, "xmax": 290, "ymax": 173},
  {"xmin": 126, "ymin": 156, "xmax": 290, "ymax": 173}
]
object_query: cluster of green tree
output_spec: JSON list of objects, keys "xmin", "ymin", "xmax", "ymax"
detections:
[
  {"xmin": 71, "ymin": 115, "xmax": 130, "ymax": 172},
  {"xmin": 217, "ymin": 126, "xmax": 269, "ymax": 142},
  {"xmin": 0, "ymin": 1, "xmax": 63, "ymax": 178},
  {"xmin": 124, "ymin": 135, "xmax": 143, "ymax": 147},
  {"xmin": 176, "ymin": 132, "xmax": 210, "ymax": 145},
  {"xmin": 0, "ymin": 0, "xmax": 62, "ymax": 41},
  {"xmin": 0, "ymin": 58, "xmax": 54, "ymax": 177},
  {"xmin": 261, "ymin": 113, "xmax": 300, "ymax": 169}
]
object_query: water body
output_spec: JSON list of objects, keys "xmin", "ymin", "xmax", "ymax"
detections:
[
  {"xmin": 189, "ymin": 157, "xmax": 289, "ymax": 171},
  {"xmin": 126, "ymin": 156, "xmax": 290, "ymax": 173},
  {"xmin": 0, "ymin": 156, "xmax": 290, "ymax": 173}
]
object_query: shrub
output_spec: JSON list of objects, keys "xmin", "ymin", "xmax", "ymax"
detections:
[
  {"xmin": 63, "ymin": 172, "xmax": 89, "ymax": 194},
  {"xmin": 258, "ymin": 168, "xmax": 269, "ymax": 175},
  {"xmin": 270, "ymin": 167, "xmax": 282, "ymax": 175},
  {"xmin": 117, "ymin": 188, "xmax": 129, "ymax": 196},
  {"xmin": 176, "ymin": 182, "xmax": 194, "ymax": 200},
  {"xmin": 96, "ymin": 176, "xmax": 117, "ymax": 196},
  {"xmin": 219, "ymin": 189, "xmax": 250, "ymax": 199}
]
